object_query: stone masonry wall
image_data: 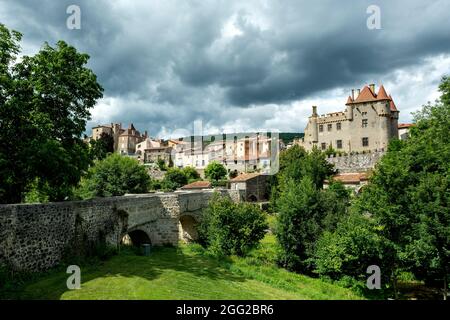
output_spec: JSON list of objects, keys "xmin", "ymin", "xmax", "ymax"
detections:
[
  {"xmin": 0, "ymin": 189, "xmax": 244, "ymax": 272},
  {"xmin": 326, "ymin": 150, "xmax": 385, "ymax": 173}
]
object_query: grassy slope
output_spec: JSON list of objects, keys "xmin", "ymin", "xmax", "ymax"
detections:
[{"xmin": 13, "ymin": 235, "xmax": 361, "ymax": 300}]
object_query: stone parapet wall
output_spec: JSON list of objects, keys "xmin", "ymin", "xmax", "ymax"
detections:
[
  {"xmin": 0, "ymin": 189, "xmax": 244, "ymax": 272},
  {"xmin": 326, "ymin": 151, "xmax": 385, "ymax": 173}
]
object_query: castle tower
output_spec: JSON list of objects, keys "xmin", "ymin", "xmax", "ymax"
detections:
[
  {"xmin": 345, "ymin": 96, "xmax": 354, "ymax": 120},
  {"xmin": 310, "ymin": 106, "xmax": 319, "ymax": 142}
]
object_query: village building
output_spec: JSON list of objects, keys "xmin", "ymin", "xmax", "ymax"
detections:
[
  {"xmin": 298, "ymin": 84, "xmax": 399, "ymax": 153},
  {"xmin": 229, "ymin": 173, "xmax": 269, "ymax": 202},
  {"xmin": 324, "ymin": 172, "xmax": 369, "ymax": 193},
  {"xmin": 180, "ymin": 181, "xmax": 212, "ymax": 190},
  {"xmin": 143, "ymin": 147, "xmax": 173, "ymax": 165},
  {"xmin": 398, "ymin": 123, "xmax": 415, "ymax": 140}
]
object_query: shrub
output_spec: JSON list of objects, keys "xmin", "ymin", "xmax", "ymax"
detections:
[
  {"xmin": 204, "ymin": 161, "xmax": 227, "ymax": 182},
  {"xmin": 199, "ymin": 193, "xmax": 268, "ymax": 256},
  {"xmin": 161, "ymin": 168, "xmax": 188, "ymax": 190},
  {"xmin": 76, "ymin": 154, "xmax": 151, "ymax": 199},
  {"xmin": 182, "ymin": 166, "xmax": 200, "ymax": 182},
  {"xmin": 313, "ymin": 212, "xmax": 388, "ymax": 283}
]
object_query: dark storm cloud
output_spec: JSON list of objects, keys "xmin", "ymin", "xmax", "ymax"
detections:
[{"xmin": 1, "ymin": 0, "xmax": 450, "ymax": 135}]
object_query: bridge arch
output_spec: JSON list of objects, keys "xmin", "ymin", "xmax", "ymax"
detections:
[
  {"xmin": 121, "ymin": 229, "xmax": 152, "ymax": 247},
  {"xmin": 178, "ymin": 214, "xmax": 199, "ymax": 243}
]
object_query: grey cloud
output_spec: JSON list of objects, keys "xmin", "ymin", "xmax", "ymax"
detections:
[{"xmin": 1, "ymin": 0, "xmax": 450, "ymax": 136}]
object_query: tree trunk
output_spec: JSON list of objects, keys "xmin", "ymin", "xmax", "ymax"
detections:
[
  {"xmin": 444, "ymin": 275, "xmax": 448, "ymax": 301},
  {"xmin": 392, "ymin": 270, "xmax": 399, "ymax": 300}
]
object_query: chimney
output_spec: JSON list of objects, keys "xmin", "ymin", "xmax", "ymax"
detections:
[
  {"xmin": 351, "ymin": 89, "xmax": 355, "ymax": 100},
  {"xmin": 312, "ymin": 106, "xmax": 318, "ymax": 116},
  {"xmin": 369, "ymin": 84, "xmax": 375, "ymax": 93}
]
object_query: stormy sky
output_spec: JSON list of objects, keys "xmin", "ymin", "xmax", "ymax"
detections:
[{"xmin": 1, "ymin": 0, "xmax": 450, "ymax": 138}]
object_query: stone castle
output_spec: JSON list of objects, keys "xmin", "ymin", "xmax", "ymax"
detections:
[
  {"xmin": 298, "ymin": 84, "xmax": 399, "ymax": 153},
  {"xmin": 91, "ymin": 123, "xmax": 149, "ymax": 155}
]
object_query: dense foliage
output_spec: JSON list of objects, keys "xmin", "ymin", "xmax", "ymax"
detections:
[
  {"xmin": 312, "ymin": 77, "xmax": 450, "ymax": 299},
  {"xmin": 89, "ymin": 132, "xmax": 114, "ymax": 160},
  {"xmin": 182, "ymin": 166, "xmax": 201, "ymax": 182},
  {"xmin": 161, "ymin": 168, "xmax": 188, "ymax": 191},
  {"xmin": 76, "ymin": 154, "xmax": 151, "ymax": 198},
  {"xmin": 204, "ymin": 161, "xmax": 228, "ymax": 182},
  {"xmin": 198, "ymin": 193, "xmax": 268, "ymax": 256},
  {"xmin": 0, "ymin": 24, "xmax": 103, "ymax": 203},
  {"xmin": 276, "ymin": 177, "xmax": 349, "ymax": 272}
]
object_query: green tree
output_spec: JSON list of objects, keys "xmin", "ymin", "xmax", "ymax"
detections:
[
  {"xmin": 405, "ymin": 173, "xmax": 449, "ymax": 299},
  {"xmin": 274, "ymin": 145, "xmax": 334, "ymax": 195},
  {"xmin": 229, "ymin": 169, "xmax": 238, "ymax": 179},
  {"xmin": 0, "ymin": 24, "xmax": 103, "ymax": 203},
  {"xmin": 313, "ymin": 212, "xmax": 390, "ymax": 291},
  {"xmin": 204, "ymin": 161, "xmax": 227, "ymax": 182},
  {"xmin": 354, "ymin": 77, "xmax": 450, "ymax": 298},
  {"xmin": 76, "ymin": 154, "xmax": 150, "ymax": 198},
  {"xmin": 157, "ymin": 158, "xmax": 167, "ymax": 171},
  {"xmin": 89, "ymin": 132, "xmax": 114, "ymax": 160},
  {"xmin": 161, "ymin": 167, "xmax": 188, "ymax": 190},
  {"xmin": 275, "ymin": 177, "xmax": 324, "ymax": 271},
  {"xmin": 198, "ymin": 193, "xmax": 268, "ymax": 256},
  {"xmin": 300, "ymin": 147, "xmax": 335, "ymax": 189},
  {"xmin": 182, "ymin": 166, "xmax": 200, "ymax": 182}
]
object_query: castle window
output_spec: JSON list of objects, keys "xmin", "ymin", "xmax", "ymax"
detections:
[
  {"xmin": 362, "ymin": 119, "xmax": 368, "ymax": 128},
  {"xmin": 336, "ymin": 122, "xmax": 341, "ymax": 130},
  {"xmin": 362, "ymin": 137, "xmax": 369, "ymax": 147},
  {"xmin": 336, "ymin": 140, "xmax": 343, "ymax": 149},
  {"xmin": 321, "ymin": 143, "xmax": 326, "ymax": 150},
  {"xmin": 327, "ymin": 124, "xmax": 332, "ymax": 131},
  {"xmin": 319, "ymin": 125, "xmax": 323, "ymax": 132}
]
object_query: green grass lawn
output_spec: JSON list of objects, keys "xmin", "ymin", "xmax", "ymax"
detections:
[{"xmin": 5, "ymin": 234, "xmax": 361, "ymax": 300}]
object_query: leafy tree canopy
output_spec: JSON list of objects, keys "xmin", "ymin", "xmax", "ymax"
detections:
[
  {"xmin": 204, "ymin": 161, "xmax": 227, "ymax": 182},
  {"xmin": 0, "ymin": 24, "xmax": 103, "ymax": 203},
  {"xmin": 76, "ymin": 154, "xmax": 151, "ymax": 199}
]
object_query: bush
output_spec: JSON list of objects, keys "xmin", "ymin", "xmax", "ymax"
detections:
[
  {"xmin": 204, "ymin": 161, "xmax": 227, "ymax": 182},
  {"xmin": 313, "ymin": 212, "xmax": 388, "ymax": 283},
  {"xmin": 161, "ymin": 168, "xmax": 188, "ymax": 190},
  {"xmin": 199, "ymin": 193, "xmax": 268, "ymax": 256},
  {"xmin": 182, "ymin": 166, "xmax": 200, "ymax": 182},
  {"xmin": 75, "ymin": 154, "xmax": 151, "ymax": 199},
  {"xmin": 157, "ymin": 158, "xmax": 167, "ymax": 171}
]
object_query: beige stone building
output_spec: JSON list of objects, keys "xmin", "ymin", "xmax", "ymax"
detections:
[
  {"xmin": 398, "ymin": 123, "xmax": 414, "ymax": 140},
  {"xmin": 91, "ymin": 123, "xmax": 124, "ymax": 151},
  {"xmin": 299, "ymin": 84, "xmax": 399, "ymax": 153},
  {"xmin": 117, "ymin": 124, "xmax": 148, "ymax": 155},
  {"xmin": 91, "ymin": 123, "xmax": 149, "ymax": 155}
]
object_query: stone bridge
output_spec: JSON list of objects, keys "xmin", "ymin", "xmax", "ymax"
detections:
[{"xmin": 0, "ymin": 190, "xmax": 243, "ymax": 272}]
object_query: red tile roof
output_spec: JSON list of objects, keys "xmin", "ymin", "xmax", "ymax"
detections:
[
  {"xmin": 346, "ymin": 96, "xmax": 354, "ymax": 104},
  {"xmin": 181, "ymin": 180, "xmax": 212, "ymax": 190},
  {"xmin": 398, "ymin": 123, "xmax": 414, "ymax": 129},
  {"xmin": 389, "ymin": 95, "xmax": 398, "ymax": 111},
  {"xmin": 347, "ymin": 84, "xmax": 394, "ymax": 106},
  {"xmin": 353, "ymin": 86, "xmax": 378, "ymax": 103},
  {"xmin": 326, "ymin": 172, "xmax": 368, "ymax": 184},
  {"xmin": 230, "ymin": 172, "xmax": 261, "ymax": 182},
  {"xmin": 377, "ymin": 85, "xmax": 390, "ymax": 100}
]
